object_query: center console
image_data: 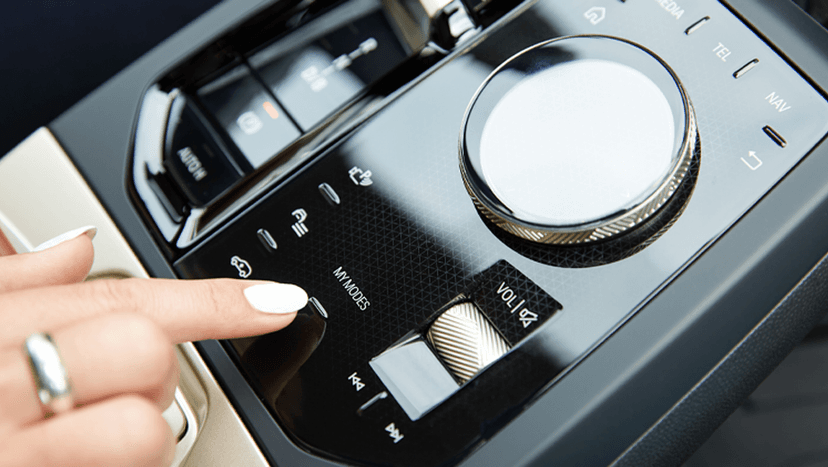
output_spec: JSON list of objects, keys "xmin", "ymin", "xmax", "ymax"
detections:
[{"xmin": 14, "ymin": 0, "xmax": 828, "ymax": 465}]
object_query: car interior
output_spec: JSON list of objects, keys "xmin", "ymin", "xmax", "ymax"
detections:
[{"xmin": 3, "ymin": 0, "xmax": 828, "ymax": 465}]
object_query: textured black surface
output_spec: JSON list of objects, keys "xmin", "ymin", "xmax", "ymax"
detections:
[
  {"xmin": 618, "ymin": 252, "xmax": 828, "ymax": 467},
  {"xmin": 175, "ymin": 151, "xmax": 571, "ymax": 465},
  {"xmin": 684, "ymin": 333, "xmax": 828, "ymax": 466}
]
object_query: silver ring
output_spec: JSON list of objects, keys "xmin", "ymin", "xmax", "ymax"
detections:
[{"xmin": 23, "ymin": 333, "xmax": 74, "ymax": 416}]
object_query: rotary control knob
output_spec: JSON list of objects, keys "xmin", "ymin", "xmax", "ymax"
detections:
[{"xmin": 460, "ymin": 35, "xmax": 698, "ymax": 245}]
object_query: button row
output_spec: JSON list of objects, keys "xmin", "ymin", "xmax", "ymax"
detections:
[
  {"xmin": 224, "ymin": 164, "xmax": 375, "ymax": 285},
  {"xmin": 680, "ymin": 14, "xmax": 790, "ymax": 152},
  {"xmin": 684, "ymin": 15, "xmax": 762, "ymax": 79},
  {"xmin": 263, "ymin": 164, "xmax": 372, "ymax": 244}
]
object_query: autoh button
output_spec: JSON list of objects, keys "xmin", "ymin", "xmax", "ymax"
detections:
[
  {"xmin": 163, "ymin": 95, "xmax": 243, "ymax": 207},
  {"xmin": 198, "ymin": 65, "xmax": 301, "ymax": 170}
]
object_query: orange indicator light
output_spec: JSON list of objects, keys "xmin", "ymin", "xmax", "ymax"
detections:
[{"xmin": 263, "ymin": 101, "xmax": 279, "ymax": 119}]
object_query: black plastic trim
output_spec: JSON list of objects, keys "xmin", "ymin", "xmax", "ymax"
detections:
[
  {"xmin": 615, "ymin": 239, "xmax": 828, "ymax": 466},
  {"xmin": 721, "ymin": 0, "xmax": 828, "ymax": 96}
]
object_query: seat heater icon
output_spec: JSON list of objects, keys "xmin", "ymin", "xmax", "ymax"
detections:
[{"xmin": 291, "ymin": 209, "xmax": 309, "ymax": 237}]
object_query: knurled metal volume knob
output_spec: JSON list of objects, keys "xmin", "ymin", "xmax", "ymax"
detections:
[
  {"xmin": 426, "ymin": 301, "xmax": 510, "ymax": 383},
  {"xmin": 460, "ymin": 35, "xmax": 698, "ymax": 245}
]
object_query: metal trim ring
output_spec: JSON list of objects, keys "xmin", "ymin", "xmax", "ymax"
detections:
[
  {"xmin": 459, "ymin": 35, "xmax": 698, "ymax": 245},
  {"xmin": 23, "ymin": 332, "xmax": 74, "ymax": 416}
]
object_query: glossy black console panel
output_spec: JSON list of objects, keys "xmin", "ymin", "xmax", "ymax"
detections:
[
  {"xmin": 40, "ymin": 0, "xmax": 828, "ymax": 465},
  {"xmin": 166, "ymin": 0, "xmax": 828, "ymax": 465}
]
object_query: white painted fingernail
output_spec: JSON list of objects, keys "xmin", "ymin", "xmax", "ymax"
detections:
[
  {"xmin": 32, "ymin": 226, "xmax": 97, "ymax": 252},
  {"xmin": 244, "ymin": 283, "xmax": 308, "ymax": 314}
]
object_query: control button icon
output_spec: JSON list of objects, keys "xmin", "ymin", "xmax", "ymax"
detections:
[
  {"xmin": 176, "ymin": 146, "xmax": 207, "ymax": 182},
  {"xmin": 300, "ymin": 66, "xmax": 328, "ymax": 93},
  {"xmin": 291, "ymin": 208, "xmax": 309, "ymax": 237},
  {"xmin": 385, "ymin": 423, "xmax": 404, "ymax": 444},
  {"xmin": 162, "ymin": 95, "xmax": 244, "ymax": 207},
  {"xmin": 236, "ymin": 111, "xmax": 263, "ymax": 135},
  {"xmin": 518, "ymin": 308, "xmax": 539, "ymax": 328},
  {"xmin": 299, "ymin": 38, "xmax": 380, "ymax": 94},
  {"xmin": 741, "ymin": 151, "xmax": 763, "ymax": 171},
  {"xmin": 230, "ymin": 256, "xmax": 252, "ymax": 278},
  {"xmin": 584, "ymin": 7, "xmax": 606, "ymax": 25},
  {"xmin": 348, "ymin": 372, "xmax": 366, "ymax": 392},
  {"xmin": 348, "ymin": 166, "xmax": 373, "ymax": 186}
]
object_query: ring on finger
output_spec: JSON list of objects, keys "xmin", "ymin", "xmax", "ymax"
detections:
[{"xmin": 23, "ymin": 332, "xmax": 74, "ymax": 417}]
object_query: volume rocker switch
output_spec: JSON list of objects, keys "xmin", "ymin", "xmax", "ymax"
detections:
[{"xmin": 163, "ymin": 95, "xmax": 244, "ymax": 207}]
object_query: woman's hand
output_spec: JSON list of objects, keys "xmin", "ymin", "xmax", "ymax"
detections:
[{"xmin": 0, "ymin": 226, "xmax": 307, "ymax": 467}]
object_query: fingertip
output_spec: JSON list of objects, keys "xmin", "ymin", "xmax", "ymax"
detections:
[
  {"xmin": 80, "ymin": 278, "xmax": 309, "ymax": 343},
  {"xmin": 0, "ymin": 226, "xmax": 96, "ymax": 293},
  {"xmin": 244, "ymin": 282, "xmax": 308, "ymax": 315},
  {"xmin": 39, "ymin": 232, "xmax": 95, "ymax": 281},
  {"xmin": 31, "ymin": 225, "xmax": 97, "ymax": 253}
]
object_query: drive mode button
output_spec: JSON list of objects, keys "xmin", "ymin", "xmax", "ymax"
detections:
[{"xmin": 470, "ymin": 260, "xmax": 561, "ymax": 345}]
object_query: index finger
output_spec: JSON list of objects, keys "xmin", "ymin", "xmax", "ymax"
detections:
[{"xmin": 0, "ymin": 278, "xmax": 308, "ymax": 344}]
